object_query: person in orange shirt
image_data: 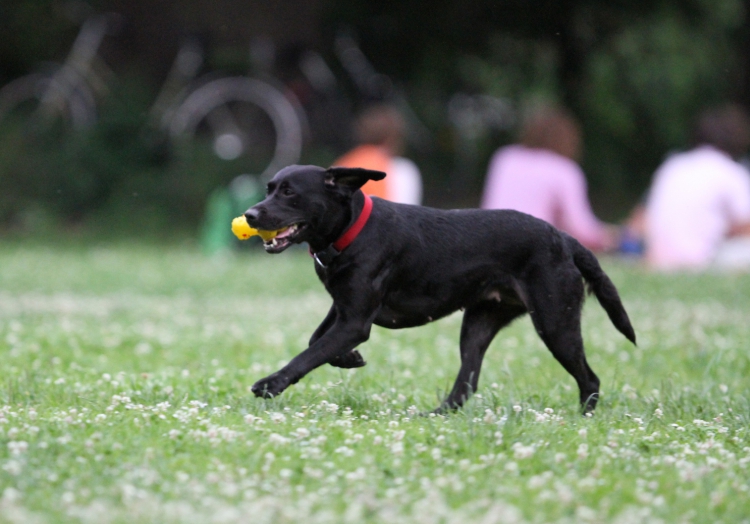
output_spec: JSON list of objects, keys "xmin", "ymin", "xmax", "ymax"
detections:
[{"xmin": 334, "ymin": 104, "xmax": 422, "ymax": 204}]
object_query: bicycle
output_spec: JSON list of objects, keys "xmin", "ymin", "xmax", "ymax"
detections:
[{"xmin": 0, "ymin": 13, "xmax": 305, "ymax": 180}]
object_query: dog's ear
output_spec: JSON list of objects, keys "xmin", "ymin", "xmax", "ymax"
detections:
[{"xmin": 324, "ymin": 167, "xmax": 386, "ymax": 191}]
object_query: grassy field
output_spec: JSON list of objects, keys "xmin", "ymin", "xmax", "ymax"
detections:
[{"xmin": 1, "ymin": 241, "xmax": 749, "ymax": 523}]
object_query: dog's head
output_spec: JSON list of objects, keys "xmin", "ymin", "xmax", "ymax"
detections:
[{"xmin": 244, "ymin": 165, "xmax": 386, "ymax": 253}]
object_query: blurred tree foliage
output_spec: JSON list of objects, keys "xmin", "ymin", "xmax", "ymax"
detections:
[{"xmin": 0, "ymin": 0, "xmax": 748, "ymax": 235}]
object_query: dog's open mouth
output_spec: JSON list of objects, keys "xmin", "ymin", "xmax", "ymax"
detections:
[{"xmin": 263, "ymin": 223, "xmax": 306, "ymax": 253}]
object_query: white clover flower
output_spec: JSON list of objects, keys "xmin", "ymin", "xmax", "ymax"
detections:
[
  {"xmin": 527, "ymin": 471, "xmax": 553, "ymax": 489},
  {"xmin": 345, "ymin": 467, "xmax": 366, "ymax": 481},
  {"xmin": 335, "ymin": 446, "xmax": 354, "ymax": 457},
  {"xmin": 310, "ymin": 435, "xmax": 327, "ymax": 446},
  {"xmin": 244, "ymin": 414, "xmax": 264, "ymax": 425},
  {"xmin": 292, "ymin": 427, "xmax": 310, "ymax": 439},
  {"xmin": 513, "ymin": 405, "xmax": 522, "ymax": 413},
  {"xmin": 2, "ymin": 460, "xmax": 22, "ymax": 476},
  {"xmin": 578, "ymin": 428, "xmax": 588, "ymax": 438},
  {"xmin": 168, "ymin": 429, "xmax": 181, "ymax": 439},
  {"xmin": 390, "ymin": 442, "xmax": 404, "ymax": 455},
  {"xmin": 431, "ymin": 448, "xmax": 442, "ymax": 460},
  {"xmin": 391, "ymin": 430, "xmax": 406, "ymax": 441},
  {"xmin": 303, "ymin": 466, "xmax": 323, "ymax": 479},
  {"xmin": 269, "ymin": 433, "xmax": 289, "ymax": 445},
  {"xmin": 269, "ymin": 412, "xmax": 286, "ymax": 424},
  {"xmin": 7, "ymin": 441, "xmax": 28, "ymax": 455},
  {"xmin": 2, "ymin": 487, "xmax": 21, "ymax": 502},
  {"xmin": 577, "ymin": 443, "xmax": 589, "ymax": 459},
  {"xmin": 511, "ymin": 442, "xmax": 535, "ymax": 459},
  {"xmin": 654, "ymin": 408, "xmax": 663, "ymax": 419}
]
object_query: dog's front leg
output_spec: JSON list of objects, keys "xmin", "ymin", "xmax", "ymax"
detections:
[
  {"xmin": 251, "ymin": 307, "xmax": 376, "ymax": 398},
  {"xmin": 310, "ymin": 306, "xmax": 367, "ymax": 369}
]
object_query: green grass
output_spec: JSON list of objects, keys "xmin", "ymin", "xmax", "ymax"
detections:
[{"xmin": 1, "ymin": 241, "xmax": 749, "ymax": 523}]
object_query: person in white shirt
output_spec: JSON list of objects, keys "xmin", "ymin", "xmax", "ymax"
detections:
[{"xmin": 644, "ymin": 104, "xmax": 750, "ymax": 271}]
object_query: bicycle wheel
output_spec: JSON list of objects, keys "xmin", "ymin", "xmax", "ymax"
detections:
[
  {"xmin": 0, "ymin": 69, "xmax": 97, "ymax": 133},
  {"xmin": 167, "ymin": 76, "xmax": 305, "ymax": 180}
]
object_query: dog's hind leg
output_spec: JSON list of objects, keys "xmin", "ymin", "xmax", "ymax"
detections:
[
  {"xmin": 526, "ymin": 276, "xmax": 600, "ymax": 414},
  {"xmin": 436, "ymin": 302, "xmax": 525, "ymax": 412},
  {"xmin": 328, "ymin": 351, "xmax": 367, "ymax": 368}
]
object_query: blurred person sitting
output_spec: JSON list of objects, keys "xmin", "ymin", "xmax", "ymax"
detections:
[
  {"xmin": 333, "ymin": 104, "xmax": 422, "ymax": 205},
  {"xmin": 481, "ymin": 104, "xmax": 614, "ymax": 252},
  {"xmin": 644, "ymin": 103, "xmax": 750, "ymax": 271}
]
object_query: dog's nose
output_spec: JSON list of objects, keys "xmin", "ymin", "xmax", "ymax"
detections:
[{"xmin": 244, "ymin": 207, "xmax": 260, "ymax": 224}]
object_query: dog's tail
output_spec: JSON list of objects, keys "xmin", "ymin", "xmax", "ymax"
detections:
[{"xmin": 570, "ymin": 237, "xmax": 636, "ymax": 345}]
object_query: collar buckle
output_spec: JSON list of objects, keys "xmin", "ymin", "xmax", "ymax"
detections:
[{"xmin": 312, "ymin": 245, "xmax": 340, "ymax": 268}]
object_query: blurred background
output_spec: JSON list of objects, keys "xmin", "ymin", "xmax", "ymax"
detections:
[{"xmin": 0, "ymin": 0, "xmax": 748, "ymax": 241}]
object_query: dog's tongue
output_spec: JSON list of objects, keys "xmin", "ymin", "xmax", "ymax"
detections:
[{"xmin": 273, "ymin": 227, "xmax": 292, "ymax": 239}]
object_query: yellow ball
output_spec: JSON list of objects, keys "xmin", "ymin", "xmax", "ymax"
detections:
[
  {"xmin": 231, "ymin": 216, "xmax": 280, "ymax": 241},
  {"xmin": 231, "ymin": 216, "xmax": 258, "ymax": 240}
]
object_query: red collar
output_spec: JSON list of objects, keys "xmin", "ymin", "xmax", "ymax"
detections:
[
  {"xmin": 311, "ymin": 193, "xmax": 373, "ymax": 267},
  {"xmin": 333, "ymin": 192, "xmax": 373, "ymax": 251}
]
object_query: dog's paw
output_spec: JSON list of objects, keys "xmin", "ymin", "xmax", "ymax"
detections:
[
  {"xmin": 328, "ymin": 350, "xmax": 367, "ymax": 369},
  {"xmin": 251, "ymin": 372, "xmax": 292, "ymax": 398}
]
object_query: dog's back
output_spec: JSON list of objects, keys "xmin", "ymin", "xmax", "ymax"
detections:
[{"xmin": 360, "ymin": 199, "xmax": 635, "ymax": 343}]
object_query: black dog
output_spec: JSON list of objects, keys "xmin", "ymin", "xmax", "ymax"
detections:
[{"xmin": 244, "ymin": 165, "xmax": 635, "ymax": 413}]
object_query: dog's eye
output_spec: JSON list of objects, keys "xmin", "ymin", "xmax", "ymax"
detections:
[{"xmin": 283, "ymin": 187, "xmax": 294, "ymax": 196}]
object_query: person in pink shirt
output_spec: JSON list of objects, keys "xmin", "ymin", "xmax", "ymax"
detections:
[{"xmin": 481, "ymin": 104, "xmax": 614, "ymax": 251}]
